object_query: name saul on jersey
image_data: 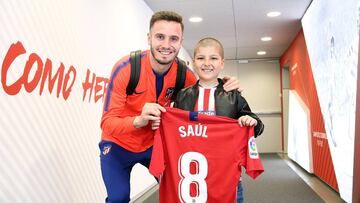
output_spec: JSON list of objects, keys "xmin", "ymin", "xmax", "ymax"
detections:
[{"xmin": 178, "ymin": 123, "xmax": 208, "ymax": 138}]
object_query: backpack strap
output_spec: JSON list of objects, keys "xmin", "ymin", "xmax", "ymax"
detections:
[
  {"xmin": 171, "ymin": 59, "xmax": 187, "ymax": 101},
  {"xmin": 126, "ymin": 50, "xmax": 141, "ymax": 95}
]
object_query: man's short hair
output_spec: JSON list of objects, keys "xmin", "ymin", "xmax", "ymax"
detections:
[
  {"xmin": 194, "ymin": 37, "xmax": 224, "ymax": 59},
  {"xmin": 150, "ymin": 11, "xmax": 184, "ymax": 32}
]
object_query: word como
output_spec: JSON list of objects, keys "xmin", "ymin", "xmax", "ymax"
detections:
[{"xmin": 1, "ymin": 41, "xmax": 76, "ymax": 100}]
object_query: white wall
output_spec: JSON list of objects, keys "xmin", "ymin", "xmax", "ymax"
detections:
[
  {"xmin": 0, "ymin": 0, "xmax": 193, "ymax": 201},
  {"xmin": 282, "ymin": 90, "xmax": 289, "ymax": 154},
  {"xmin": 220, "ymin": 60, "xmax": 282, "ymax": 153},
  {"xmin": 287, "ymin": 90, "xmax": 313, "ymax": 173}
]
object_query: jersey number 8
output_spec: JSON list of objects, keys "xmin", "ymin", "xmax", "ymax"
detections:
[{"xmin": 178, "ymin": 152, "xmax": 208, "ymax": 203}]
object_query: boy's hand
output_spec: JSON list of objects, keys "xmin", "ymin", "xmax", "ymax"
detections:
[
  {"xmin": 133, "ymin": 103, "xmax": 166, "ymax": 128},
  {"xmin": 222, "ymin": 76, "xmax": 244, "ymax": 92},
  {"xmin": 238, "ymin": 115, "xmax": 257, "ymax": 127}
]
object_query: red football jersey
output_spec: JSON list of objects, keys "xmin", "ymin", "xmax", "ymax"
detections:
[{"xmin": 149, "ymin": 107, "xmax": 264, "ymax": 203}]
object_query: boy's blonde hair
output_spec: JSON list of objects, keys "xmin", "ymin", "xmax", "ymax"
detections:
[{"xmin": 194, "ymin": 37, "xmax": 224, "ymax": 59}]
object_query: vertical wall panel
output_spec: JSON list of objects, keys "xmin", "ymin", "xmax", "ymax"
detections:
[
  {"xmin": 280, "ymin": 30, "xmax": 339, "ymax": 191},
  {"xmin": 301, "ymin": 0, "xmax": 359, "ymax": 201}
]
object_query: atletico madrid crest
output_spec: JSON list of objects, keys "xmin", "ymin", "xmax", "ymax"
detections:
[
  {"xmin": 102, "ymin": 145, "xmax": 111, "ymax": 155},
  {"xmin": 165, "ymin": 87, "xmax": 175, "ymax": 99}
]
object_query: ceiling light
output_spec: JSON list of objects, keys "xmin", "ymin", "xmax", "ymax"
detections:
[
  {"xmin": 189, "ymin": 17, "xmax": 203, "ymax": 23},
  {"xmin": 261, "ymin": 37, "xmax": 272, "ymax": 41},
  {"xmin": 267, "ymin": 11, "xmax": 281, "ymax": 17},
  {"xmin": 257, "ymin": 51, "xmax": 266, "ymax": 55}
]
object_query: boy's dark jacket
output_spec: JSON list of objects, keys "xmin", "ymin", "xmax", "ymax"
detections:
[{"xmin": 174, "ymin": 78, "xmax": 264, "ymax": 137}]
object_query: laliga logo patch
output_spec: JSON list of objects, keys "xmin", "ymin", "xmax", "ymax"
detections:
[
  {"xmin": 102, "ymin": 145, "xmax": 112, "ymax": 155},
  {"xmin": 165, "ymin": 87, "xmax": 175, "ymax": 99},
  {"xmin": 248, "ymin": 136, "xmax": 259, "ymax": 159}
]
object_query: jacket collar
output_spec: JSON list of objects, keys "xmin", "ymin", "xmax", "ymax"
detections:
[{"xmin": 194, "ymin": 78, "xmax": 224, "ymax": 89}]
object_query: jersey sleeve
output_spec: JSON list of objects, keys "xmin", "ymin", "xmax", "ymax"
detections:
[
  {"xmin": 239, "ymin": 126, "xmax": 264, "ymax": 179},
  {"xmin": 100, "ymin": 57, "xmax": 138, "ymax": 136},
  {"xmin": 149, "ymin": 127, "xmax": 165, "ymax": 178}
]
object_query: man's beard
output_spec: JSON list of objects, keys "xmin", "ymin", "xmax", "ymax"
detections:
[{"xmin": 150, "ymin": 47, "xmax": 178, "ymax": 65}]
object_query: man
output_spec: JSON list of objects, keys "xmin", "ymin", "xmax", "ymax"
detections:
[{"xmin": 99, "ymin": 11, "xmax": 241, "ymax": 203}]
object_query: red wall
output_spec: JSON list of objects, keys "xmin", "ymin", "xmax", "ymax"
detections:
[{"xmin": 280, "ymin": 29, "xmax": 338, "ymax": 191}]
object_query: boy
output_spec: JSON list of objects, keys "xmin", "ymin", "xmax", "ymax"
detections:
[{"xmin": 173, "ymin": 37, "xmax": 264, "ymax": 203}]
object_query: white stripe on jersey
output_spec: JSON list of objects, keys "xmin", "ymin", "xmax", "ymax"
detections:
[
  {"xmin": 197, "ymin": 87, "xmax": 205, "ymax": 112},
  {"xmin": 197, "ymin": 86, "xmax": 216, "ymax": 115},
  {"xmin": 208, "ymin": 88, "xmax": 216, "ymax": 112}
]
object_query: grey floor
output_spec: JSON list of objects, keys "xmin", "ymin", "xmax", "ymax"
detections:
[
  {"xmin": 134, "ymin": 153, "xmax": 345, "ymax": 203},
  {"xmin": 241, "ymin": 153, "xmax": 323, "ymax": 203}
]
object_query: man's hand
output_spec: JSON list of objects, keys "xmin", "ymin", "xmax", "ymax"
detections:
[
  {"xmin": 222, "ymin": 76, "xmax": 243, "ymax": 92},
  {"xmin": 133, "ymin": 103, "xmax": 166, "ymax": 128},
  {"xmin": 238, "ymin": 115, "xmax": 258, "ymax": 127}
]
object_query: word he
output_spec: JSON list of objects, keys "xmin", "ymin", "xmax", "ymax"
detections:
[
  {"xmin": 82, "ymin": 69, "xmax": 109, "ymax": 103},
  {"xmin": 178, "ymin": 123, "xmax": 208, "ymax": 138}
]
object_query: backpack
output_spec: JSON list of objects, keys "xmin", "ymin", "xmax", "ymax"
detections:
[{"xmin": 126, "ymin": 50, "xmax": 187, "ymax": 101}]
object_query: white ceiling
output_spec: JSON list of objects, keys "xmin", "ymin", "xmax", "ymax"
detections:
[{"xmin": 144, "ymin": 0, "xmax": 312, "ymax": 60}]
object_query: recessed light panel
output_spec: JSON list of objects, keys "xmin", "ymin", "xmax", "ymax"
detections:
[
  {"xmin": 267, "ymin": 11, "xmax": 281, "ymax": 17},
  {"xmin": 189, "ymin": 17, "xmax": 203, "ymax": 23},
  {"xmin": 261, "ymin": 37, "xmax": 272, "ymax": 41}
]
